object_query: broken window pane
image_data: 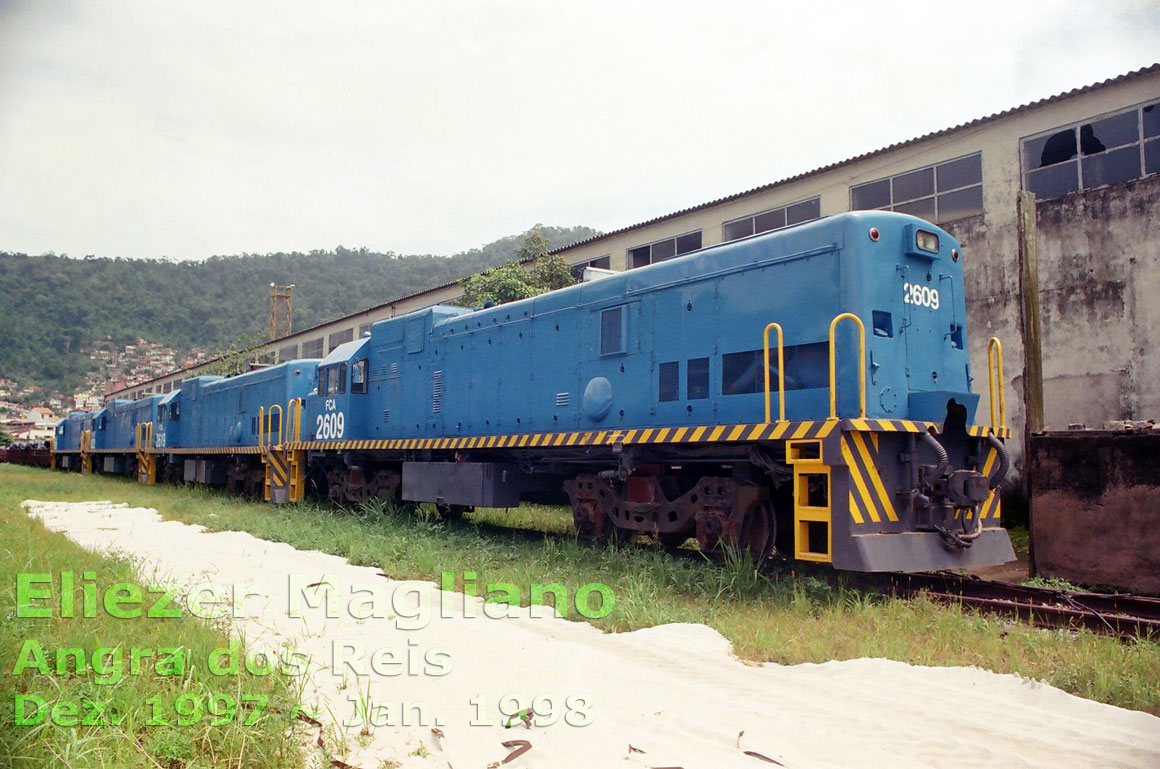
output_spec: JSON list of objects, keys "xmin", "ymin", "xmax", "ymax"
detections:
[
  {"xmin": 1081, "ymin": 145, "xmax": 1141, "ymax": 188},
  {"xmin": 753, "ymin": 207, "xmax": 786, "ymax": 233},
  {"xmin": 936, "ymin": 154, "xmax": 982, "ymax": 191},
  {"xmin": 1024, "ymin": 128, "xmax": 1077, "ymax": 170},
  {"xmin": 1082, "ymin": 111, "xmax": 1138, "ymax": 155},
  {"xmin": 937, "ymin": 185, "xmax": 984, "ymax": 223},
  {"xmin": 723, "ymin": 218, "xmax": 754, "ymax": 241},
  {"xmin": 892, "ymin": 167, "xmax": 935, "ymax": 203},
  {"xmin": 786, "ymin": 198, "xmax": 820, "ymax": 225},
  {"xmin": 851, "ymin": 178, "xmax": 890, "ymax": 209},
  {"xmin": 1025, "ymin": 162, "xmax": 1079, "ymax": 199},
  {"xmin": 1144, "ymin": 103, "xmax": 1160, "ymax": 139}
]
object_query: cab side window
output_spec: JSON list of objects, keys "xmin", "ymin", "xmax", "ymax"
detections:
[{"xmin": 351, "ymin": 359, "xmax": 368, "ymax": 394}]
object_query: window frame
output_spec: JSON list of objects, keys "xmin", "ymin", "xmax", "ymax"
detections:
[
  {"xmin": 627, "ymin": 230, "xmax": 702, "ymax": 269},
  {"xmin": 1020, "ymin": 100, "xmax": 1159, "ymax": 200},
  {"xmin": 599, "ymin": 306, "xmax": 628, "ymax": 357},
  {"xmin": 351, "ymin": 358, "xmax": 369, "ymax": 394},
  {"xmin": 722, "ymin": 196, "xmax": 821, "ymax": 242},
  {"xmin": 850, "ymin": 152, "xmax": 983, "ymax": 224}
]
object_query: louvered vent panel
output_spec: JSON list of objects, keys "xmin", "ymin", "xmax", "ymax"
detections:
[
  {"xmin": 382, "ymin": 409, "xmax": 391, "ymax": 423},
  {"xmin": 659, "ymin": 361, "xmax": 679, "ymax": 403},
  {"xmin": 556, "ymin": 392, "xmax": 570, "ymax": 407},
  {"xmin": 432, "ymin": 371, "xmax": 444, "ymax": 413}
]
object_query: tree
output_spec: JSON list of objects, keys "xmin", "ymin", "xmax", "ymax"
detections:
[
  {"xmin": 459, "ymin": 230, "xmax": 576, "ymax": 307},
  {"xmin": 460, "ymin": 261, "xmax": 541, "ymax": 307},
  {"xmin": 204, "ymin": 331, "xmax": 269, "ymax": 376},
  {"xmin": 0, "ymin": 424, "xmax": 11, "ymax": 447}
]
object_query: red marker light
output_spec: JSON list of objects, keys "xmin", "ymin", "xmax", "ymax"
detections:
[
  {"xmin": 952, "ymin": 248, "xmax": 959, "ymax": 261},
  {"xmin": 869, "ymin": 227, "xmax": 880, "ymax": 241}
]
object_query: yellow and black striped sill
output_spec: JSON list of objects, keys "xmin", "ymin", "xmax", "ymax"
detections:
[
  {"xmin": 53, "ymin": 420, "xmax": 1010, "ymax": 457},
  {"xmin": 842, "ymin": 418, "xmax": 1011, "ymax": 439}
]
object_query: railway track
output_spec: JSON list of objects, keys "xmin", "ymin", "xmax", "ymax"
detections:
[
  {"xmin": 880, "ymin": 572, "xmax": 1160, "ymax": 641},
  {"xmin": 437, "ymin": 510, "xmax": 1160, "ymax": 641}
]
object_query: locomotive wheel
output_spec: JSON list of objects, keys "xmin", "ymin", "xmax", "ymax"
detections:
[
  {"xmin": 738, "ymin": 498, "xmax": 776, "ymax": 564},
  {"xmin": 305, "ymin": 465, "xmax": 329, "ymax": 502},
  {"xmin": 701, "ymin": 494, "xmax": 775, "ymax": 565}
]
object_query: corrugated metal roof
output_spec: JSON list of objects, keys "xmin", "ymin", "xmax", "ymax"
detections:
[{"xmin": 551, "ymin": 63, "xmax": 1160, "ymax": 254}]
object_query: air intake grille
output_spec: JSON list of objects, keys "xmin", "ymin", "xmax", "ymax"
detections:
[
  {"xmin": 432, "ymin": 371, "xmax": 443, "ymax": 413},
  {"xmin": 382, "ymin": 409, "xmax": 391, "ymax": 423},
  {"xmin": 556, "ymin": 392, "xmax": 570, "ymax": 407}
]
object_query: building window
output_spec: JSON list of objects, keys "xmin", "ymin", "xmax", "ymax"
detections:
[
  {"xmin": 301, "ymin": 338, "xmax": 324, "ymax": 359},
  {"xmin": 599, "ymin": 306, "xmax": 626, "ymax": 356},
  {"xmin": 1022, "ymin": 102, "xmax": 1160, "ymax": 200},
  {"xmin": 279, "ymin": 343, "xmax": 299, "ymax": 362},
  {"xmin": 328, "ymin": 328, "xmax": 354, "ymax": 351},
  {"xmin": 570, "ymin": 255, "xmax": 611, "ymax": 280},
  {"xmin": 628, "ymin": 231, "xmax": 702, "ymax": 269},
  {"xmin": 722, "ymin": 197, "xmax": 821, "ymax": 241},
  {"xmin": 358, "ymin": 323, "xmax": 372, "ymax": 337},
  {"xmin": 851, "ymin": 152, "xmax": 983, "ymax": 223}
]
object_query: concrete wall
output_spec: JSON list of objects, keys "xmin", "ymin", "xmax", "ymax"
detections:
[
  {"xmin": 949, "ymin": 174, "xmax": 1160, "ymax": 483},
  {"xmin": 1028, "ymin": 430, "xmax": 1160, "ymax": 593}
]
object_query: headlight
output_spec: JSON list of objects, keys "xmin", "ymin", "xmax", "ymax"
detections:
[{"xmin": 916, "ymin": 229, "xmax": 939, "ymax": 253}]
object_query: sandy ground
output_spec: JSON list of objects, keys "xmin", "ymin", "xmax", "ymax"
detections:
[{"xmin": 22, "ymin": 499, "xmax": 1160, "ymax": 769}]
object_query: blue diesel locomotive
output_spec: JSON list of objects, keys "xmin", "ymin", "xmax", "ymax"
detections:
[{"xmin": 52, "ymin": 211, "xmax": 1014, "ymax": 572}]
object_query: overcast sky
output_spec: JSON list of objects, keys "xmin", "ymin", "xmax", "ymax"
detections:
[{"xmin": 1, "ymin": 1, "xmax": 1158, "ymax": 261}]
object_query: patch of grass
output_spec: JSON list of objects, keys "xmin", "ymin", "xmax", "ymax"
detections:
[
  {"xmin": 0, "ymin": 467, "xmax": 305, "ymax": 768},
  {"xmin": 5, "ymin": 465, "xmax": 1160, "ymax": 716},
  {"xmin": 1006, "ymin": 525, "xmax": 1030, "ymax": 560}
]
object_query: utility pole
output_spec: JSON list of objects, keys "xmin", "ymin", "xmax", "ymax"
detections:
[
  {"xmin": 1017, "ymin": 191, "xmax": 1045, "ymax": 435},
  {"xmin": 1017, "ymin": 190, "xmax": 1044, "ymax": 575},
  {"xmin": 269, "ymin": 284, "xmax": 294, "ymax": 341}
]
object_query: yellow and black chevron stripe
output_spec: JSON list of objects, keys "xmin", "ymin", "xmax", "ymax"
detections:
[
  {"xmin": 972, "ymin": 443, "xmax": 1003, "ymax": 521},
  {"xmin": 839, "ymin": 431, "xmax": 899, "ymax": 525},
  {"xmin": 265, "ymin": 451, "xmax": 288, "ymax": 488},
  {"xmin": 841, "ymin": 418, "xmax": 1011, "ymax": 440},
  {"xmin": 288, "ymin": 419, "xmax": 844, "ymax": 452}
]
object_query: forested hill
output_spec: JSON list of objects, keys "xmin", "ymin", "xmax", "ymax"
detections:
[{"xmin": 0, "ymin": 225, "xmax": 598, "ymax": 397}]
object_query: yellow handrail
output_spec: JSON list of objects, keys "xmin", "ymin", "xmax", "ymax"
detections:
[
  {"xmin": 762, "ymin": 322, "xmax": 786, "ymax": 423},
  {"xmin": 987, "ymin": 337, "xmax": 1006, "ymax": 430},
  {"xmin": 288, "ymin": 398, "xmax": 303, "ymax": 442},
  {"xmin": 828, "ymin": 313, "xmax": 867, "ymax": 420},
  {"xmin": 258, "ymin": 406, "xmax": 265, "ymax": 449},
  {"xmin": 267, "ymin": 404, "xmax": 284, "ymax": 449}
]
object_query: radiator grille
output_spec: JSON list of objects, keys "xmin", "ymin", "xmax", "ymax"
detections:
[{"xmin": 432, "ymin": 371, "xmax": 444, "ymax": 413}]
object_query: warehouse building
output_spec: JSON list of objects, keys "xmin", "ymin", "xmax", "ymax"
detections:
[{"xmin": 114, "ymin": 64, "xmax": 1160, "ymax": 476}]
